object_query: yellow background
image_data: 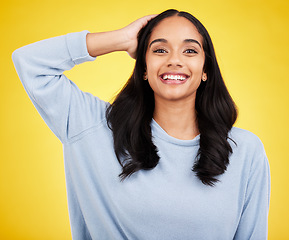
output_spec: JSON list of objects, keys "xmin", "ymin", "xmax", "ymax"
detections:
[{"xmin": 1, "ymin": 0, "xmax": 288, "ymax": 239}]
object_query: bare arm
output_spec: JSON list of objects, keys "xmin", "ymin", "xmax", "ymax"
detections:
[{"xmin": 86, "ymin": 14, "xmax": 157, "ymax": 58}]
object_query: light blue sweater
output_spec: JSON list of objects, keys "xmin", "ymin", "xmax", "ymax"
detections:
[{"xmin": 12, "ymin": 31, "xmax": 270, "ymax": 240}]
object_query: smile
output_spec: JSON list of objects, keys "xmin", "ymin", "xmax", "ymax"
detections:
[{"xmin": 159, "ymin": 73, "xmax": 190, "ymax": 84}]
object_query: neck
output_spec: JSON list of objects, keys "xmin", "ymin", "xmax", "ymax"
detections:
[{"xmin": 153, "ymin": 97, "xmax": 199, "ymax": 140}]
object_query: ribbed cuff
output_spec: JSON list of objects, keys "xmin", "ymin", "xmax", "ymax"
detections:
[{"xmin": 66, "ymin": 30, "xmax": 96, "ymax": 65}]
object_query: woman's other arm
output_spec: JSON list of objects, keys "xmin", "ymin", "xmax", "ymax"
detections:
[{"xmin": 234, "ymin": 144, "xmax": 270, "ymax": 240}]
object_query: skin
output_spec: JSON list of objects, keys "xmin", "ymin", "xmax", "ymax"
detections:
[
  {"xmin": 146, "ymin": 16, "xmax": 207, "ymax": 140},
  {"xmin": 86, "ymin": 15, "xmax": 157, "ymax": 58},
  {"xmin": 86, "ymin": 14, "xmax": 206, "ymax": 140}
]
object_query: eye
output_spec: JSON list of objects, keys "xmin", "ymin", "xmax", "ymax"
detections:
[
  {"xmin": 184, "ymin": 49, "xmax": 198, "ymax": 54},
  {"xmin": 153, "ymin": 48, "xmax": 167, "ymax": 54}
]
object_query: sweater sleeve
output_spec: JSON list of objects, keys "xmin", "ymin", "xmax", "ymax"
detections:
[
  {"xmin": 234, "ymin": 143, "xmax": 271, "ymax": 240},
  {"xmin": 12, "ymin": 31, "xmax": 108, "ymax": 143}
]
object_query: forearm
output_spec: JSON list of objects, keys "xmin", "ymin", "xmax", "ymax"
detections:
[
  {"xmin": 86, "ymin": 30, "xmax": 129, "ymax": 57},
  {"xmin": 86, "ymin": 14, "xmax": 157, "ymax": 58}
]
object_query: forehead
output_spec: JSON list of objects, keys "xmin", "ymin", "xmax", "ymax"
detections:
[{"xmin": 149, "ymin": 16, "xmax": 203, "ymax": 45}]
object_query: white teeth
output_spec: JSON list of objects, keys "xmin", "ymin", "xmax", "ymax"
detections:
[{"xmin": 162, "ymin": 74, "xmax": 187, "ymax": 81}]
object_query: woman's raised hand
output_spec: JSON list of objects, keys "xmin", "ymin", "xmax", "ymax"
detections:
[
  {"xmin": 86, "ymin": 14, "xmax": 157, "ymax": 58},
  {"xmin": 120, "ymin": 14, "xmax": 157, "ymax": 58}
]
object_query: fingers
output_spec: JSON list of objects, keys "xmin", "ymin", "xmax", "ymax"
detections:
[
  {"xmin": 143, "ymin": 14, "xmax": 158, "ymax": 21},
  {"xmin": 122, "ymin": 14, "xmax": 158, "ymax": 59},
  {"xmin": 139, "ymin": 14, "xmax": 158, "ymax": 27}
]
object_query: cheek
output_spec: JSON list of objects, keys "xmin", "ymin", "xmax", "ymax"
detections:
[
  {"xmin": 189, "ymin": 59, "xmax": 205, "ymax": 75},
  {"xmin": 146, "ymin": 58, "xmax": 161, "ymax": 77}
]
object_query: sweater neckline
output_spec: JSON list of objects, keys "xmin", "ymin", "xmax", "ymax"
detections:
[{"xmin": 151, "ymin": 119, "xmax": 200, "ymax": 146}]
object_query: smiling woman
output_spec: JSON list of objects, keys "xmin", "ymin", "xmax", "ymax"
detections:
[
  {"xmin": 12, "ymin": 9, "xmax": 270, "ymax": 240},
  {"xmin": 107, "ymin": 10, "xmax": 237, "ymax": 186}
]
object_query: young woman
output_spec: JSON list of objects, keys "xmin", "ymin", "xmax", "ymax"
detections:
[{"xmin": 13, "ymin": 9, "xmax": 270, "ymax": 240}]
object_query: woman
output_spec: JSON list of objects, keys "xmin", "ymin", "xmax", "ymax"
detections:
[{"xmin": 13, "ymin": 9, "xmax": 270, "ymax": 240}]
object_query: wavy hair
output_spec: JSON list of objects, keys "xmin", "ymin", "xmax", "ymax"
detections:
[{"xmin": 106, "ymin": 9, "xmax": 238, "ymax": 186}]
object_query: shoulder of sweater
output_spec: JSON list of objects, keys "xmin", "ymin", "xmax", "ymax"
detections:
[{"xmin": 229, "ymin": 127, "xmax": 265, "ymax": 154}]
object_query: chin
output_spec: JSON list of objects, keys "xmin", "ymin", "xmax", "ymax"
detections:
[{"xmin": 156, "ymin": 93, "xmax": 196, "ymax": 103}]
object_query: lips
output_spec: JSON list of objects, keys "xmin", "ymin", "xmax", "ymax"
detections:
[{"xmin": 159, "ymin": 73, "xmax": 190, "ymax": 84}]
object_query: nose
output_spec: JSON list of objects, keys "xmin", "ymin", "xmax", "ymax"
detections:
[{"xmin": 167, "ymin": 52, "xmax": 183, "ymax": 68}]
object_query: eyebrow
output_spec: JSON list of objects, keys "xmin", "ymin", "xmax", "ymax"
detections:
[
  {"xmin": 149, "ymin": 38, "xmax": 167, "ymax": 47},
  {"xmin": 149, "ymin": 38, "xmax": 202, "ymax": 48},
  {"xmin": 184, "ymin": 39, "xmax": 202, "ymax": 48}
]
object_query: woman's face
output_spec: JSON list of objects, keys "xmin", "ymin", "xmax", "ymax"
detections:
[{"xmin": 145, "ymin": 16, "xmax": 206, "ymax": 104}]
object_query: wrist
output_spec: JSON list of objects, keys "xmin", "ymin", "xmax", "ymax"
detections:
[
  {"xmin": 86, "ymin": 30, "xmax": 130, "ymax": 57},
  {"xmin": 113, "ymin": 29, "xmax": 131, "ymax": 52}
]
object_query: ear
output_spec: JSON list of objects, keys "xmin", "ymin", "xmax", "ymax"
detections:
[
  {"xmin": 202, "ymin": 73, "xmax": 207, "ymax": 81},
  {"xmin": 143, "ymin": 72, "xmax": 148, "ymax": 80}
]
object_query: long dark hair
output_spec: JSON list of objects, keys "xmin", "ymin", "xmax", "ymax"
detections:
[{"xmin": 106, "ymin": 9, "xmax": 238, "ymax": 186}]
